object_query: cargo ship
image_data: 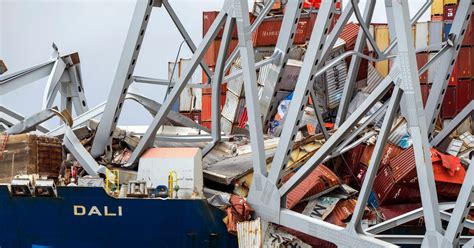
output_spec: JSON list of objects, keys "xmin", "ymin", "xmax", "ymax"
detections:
[{"xmin": 0, "ymin": 185, "xmax": 237, "ymax": 248}]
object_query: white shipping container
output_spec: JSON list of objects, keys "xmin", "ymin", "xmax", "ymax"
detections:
[
  {"xmin": 428, "ymin": 52, "xmax": 441, "ymax": 84},
  {"xmin": 429, "ymin": 21, "xmax": 444, "ymax": 51},
  {"xmin": 176, "ymin": 59, "xmax": 202, "ymax": 111},
  {"xmin": 221, "ymin": 91, "xmax": 240, "ymax": 121},
  {"xmin": 221, "ymin": 117, "xmax": 233, "ymax": 134},
  {"xmin": 137, "ymin": 147, "xmax": 203, "ymax": 199},
  {"xmin": 416, "ymin": 22, "xmax": 429, "ymax": 51}
]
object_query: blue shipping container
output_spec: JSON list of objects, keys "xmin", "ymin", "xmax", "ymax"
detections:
[{"xmin": 444, "ymin": 22, "xmax": 453, "ymax": 40}]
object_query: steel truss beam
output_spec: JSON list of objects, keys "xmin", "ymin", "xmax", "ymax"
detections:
[
  {"xmin": 0, "ymin": 106, "xmax": 49, "ymax": 133},
  {"xmin": 91, "ymin": 0, "xmax": 274, "ymax": 160},
  {"xmin": 111, "ymin": 0, "xmax": 266, "ymax": 170},
  {"xmin": 0, "ymin": 52, "xmax": 89, "ymax": 117},
  {"xmin": 247, "ymin": 0, "xmax": 474, "ymax": 247},
  {"xmin": 425, "ymin": 0, "xmax": 473, "ymax": 138}
]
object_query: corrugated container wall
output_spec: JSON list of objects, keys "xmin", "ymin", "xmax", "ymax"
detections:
[
  {"xmin": 415, "ymin": 22, "xmax": 429, "ymax": 51},
  {"xmin": 416, "ymin": 53, "xmax": 428, "ymax": 84},
  {"xmin": 374, "ymin": 25, "xmax": 390, "ymax": 76},
  {"xmin": 456, "ymin": 79, "xmax": 471, "ymax": 112},
  {"xmin": 441, "ymin": 86, "xmax": 457, "ymax": 119},
  {"xmin": 443, "ymin": 5, "xmax": 457, "ymax": 21},
  {"xmin": 431, "ymin": 0, "xmax": 444, "ymax": 17},
  {"xmin": 429, "ymin": 21, "xmax": 444, "ymax": 51},
  {"xmin": 444, "ymin": 0, "xmax": 458, "ymax": 5},
  {"xmin": 252, "ymin": 13, "xmax": 316, "ymax": 47},
  {"xmin": 463, "ymin": 17, "xmax": 474, "ymax": 46}
]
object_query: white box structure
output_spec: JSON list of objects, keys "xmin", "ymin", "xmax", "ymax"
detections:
[{"xmin": 137, "ymin": 147, "xmax": 203, "ymax": 199}]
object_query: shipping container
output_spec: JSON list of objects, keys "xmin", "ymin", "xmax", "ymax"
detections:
[
  {"xmin": 456, "ymin": 79, "xmax": 472, "ymax": 112},
  {"xmin": 221, "ymin": 91, "xmax": 241, "ymax": 122},
  {"xmin": 344, "ymin": 144, "xmax": 367, "ymax": 174},
  {"xmin": 254, "ymin": 46, "xmax": 275, "ymax": 62},
  {"xmin": 314, "ymin": 39, "xmax": 348, "ymax": 111},
  {"xmin": 390, "ymin": 147, "xmax": 418, "ymax": 184},
  {"xmin": 443, "ymin": 5, "xmax": 457, "ymax": 21},
  {"xmin": 416, "ymin": 52, "xmax": 428, "ymax": 84},
  {"xmin": 444, "ymin": 0, "xmax": 458, "ymax": 6},
  {"xmin": 431, "ymin": 0, "xmax": 444, "ymax": 17},
  {"xmin": 420, "ymin": 84, "xmax": 431, "ymax": 107},
  {"xmin": 201, "ymin": 94, "xmax": 212, "ymax": 121},
  {"xmin": 203, "ymin": 12, "xmax": 254, "ymax": 39},
  {"xmin": 373, "ymin": 164, "xmax": 419, "ymax": 205},
  {"xmin": 278, "ymin": 59, "xmax": 303, "ymax": 91},
  {"xmin": 444, "ymin": 22, "xmax": 452, "ymax": 40},
  {"xmin": 285, "ymin": 164, "xmax": 340, "ymax": 209},
  {"xmin": 252, "ymin": 14, "xmax": 316, "ymax": 47},
  {"xmin": 428, "ymin": 52, "xmax": 442, "ymax": 83},
  {"xmin": 463, "ymin": 17, "xmax": 473, "ymax": 46},
  {"xmin": 204, "ymin": 39, "xmax": 239, "ymax": 67},
  {"xmin": 339, "ymin": 22, "xmax": 360, "ymax": 51},
  {"xmin": 360, "ymin": 144, "xmax": 403, "ymax": 168},
  {"xmin": 374, "ymin": 25, "xmax": 390, "ymax": 76},
  {"xmin": 451, "ymin": 46, "xmax": 473, "ymax": 81},
  {"xmin": 303, "ymin": 0, "xmax": 342, "ymax": 10},
  {"xmin": 221, "ymin": 116, "xmax": 234, "ymax": 134},
  {"xmin": 429, "ymin": 21, "xmax": 444, "ymax": 51},
  {"xmin": 441, "ymin": 86, "xmax": 457, "ymax": 119},
  {"xmin": 415, "ymin": 22, "xmax": 429, "ymax": 51}
]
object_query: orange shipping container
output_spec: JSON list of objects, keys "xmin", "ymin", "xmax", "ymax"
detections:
[
  {"xmin": 200, "ymin": 93, "xmax": 226, "ymax": 123},
  {"xmin": 204, "ymin": 39, "xmax": 239, "ymax": 67}
]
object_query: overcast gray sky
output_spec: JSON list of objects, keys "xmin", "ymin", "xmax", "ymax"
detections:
[{"xmin": 0, "ymin": 0, "xmax": 430, "ymax": 128}]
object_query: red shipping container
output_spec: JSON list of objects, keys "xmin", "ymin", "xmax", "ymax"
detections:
[
  {"xmin": 451, "ymin": 46, "xmax": 473, "ymax": 81},
  {"xmin": 203, "ymin": 12, "xmax": 255, "ymax": 39},
  {"xmin": 463, "ymin": 17, "xmax": 473, "ymax": 46},
  {"xmin": 344, "ymin": 144, "xmax": 367, "ymax": 172},
  {"xmin": 441, "ymin": 86, "xmax": 457, "ymax": 119},
  {"xmin": 389, "ymin": 147, "xmax": 418, "ymax": 184},
  {"xmin": 416, "ymin": 52, "xmax": 428, "ymax": 84},
  {"xmin": 420, "ymin": 84, "xmax": 431, "ymax": 107},
  {"xmin": 303, "ymin": 0, "xmax": 342, "ymax": 10},
  {"xmin": 204, "ymin": 39, "xmax": 239, "ymax": 67},
  {"xmin": 360, "ymin": 143, "xmax": 403, "ymax": 168},
  {"xmin": 285, "ymin": 164, "xmax": 340, "ymax": 209},
  {"xmin": 373, "ymin": 164, "xmax": 421, "ymax": 205},
  {"xmin": 443, "ymin": 5, "xmax": 457, "ymax": 22},
  {"xmin": 456, "ymin": 79, "xmax": 471, "ymax": 112},
  {"xmin": 252, "ymin": 14, "xmax": 316, "ymax": 47}
]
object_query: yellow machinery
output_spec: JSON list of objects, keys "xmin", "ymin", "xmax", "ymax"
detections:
[{"xmin": 105, "ymin": 169, "xmax": 120, "ymax": 194}]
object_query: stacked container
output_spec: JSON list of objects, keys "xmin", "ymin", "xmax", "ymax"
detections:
[
  {"xmin": 201, "ymin": 11, "xmax": 241, "ymax": 128},
  {"xmin": 437, "ymin": 1, "xmax": 474, "ymax": 119}
]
